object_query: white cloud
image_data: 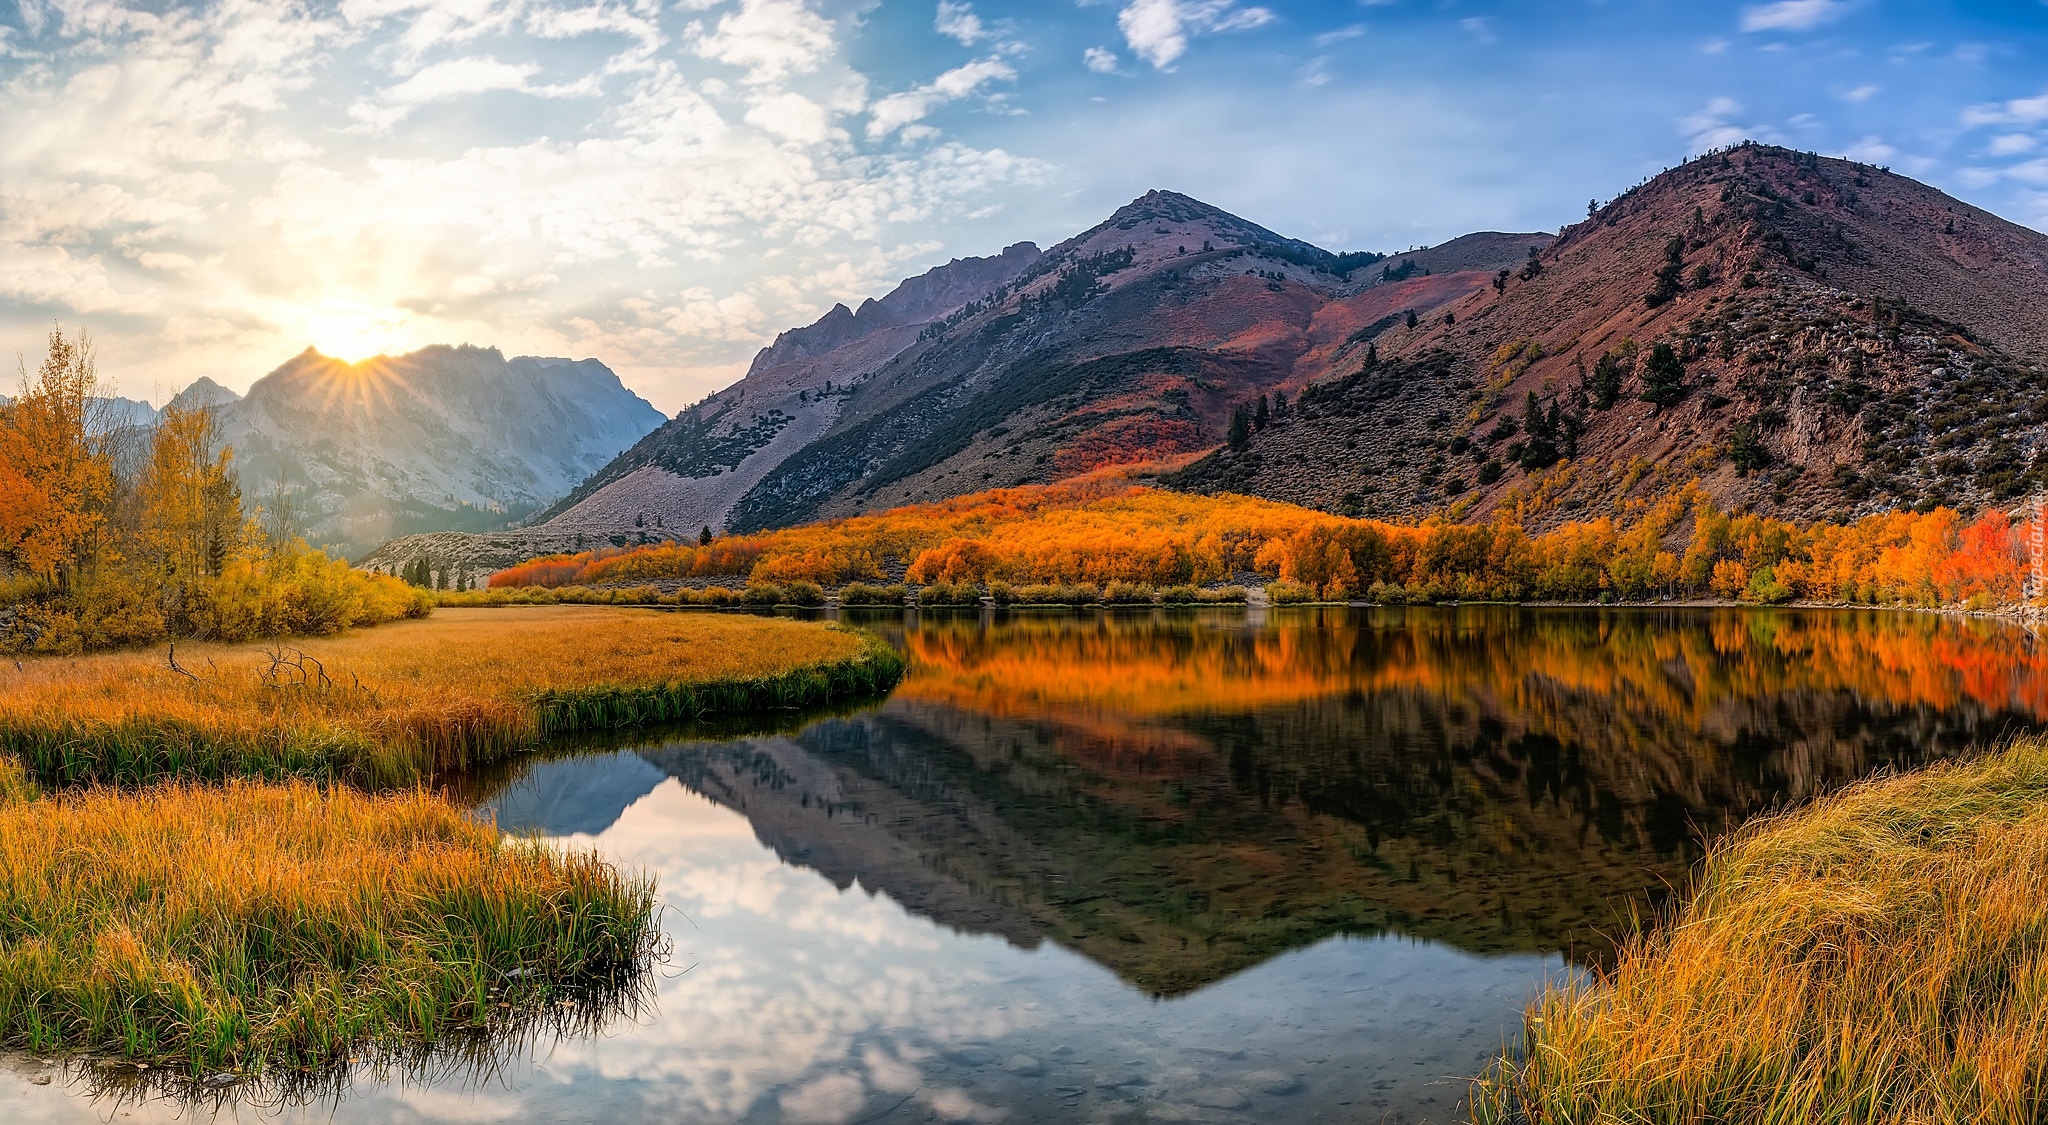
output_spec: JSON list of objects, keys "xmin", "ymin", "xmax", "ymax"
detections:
[
  {"xmin": 1963, "ymin": 91, "xmax": 2048, "ymax": 127},
  {"xmin": 347, "ymin": 56, "xmax": 566, "ymax": 130},
  {"xmin": 1839, "ymin": 83, "xmax": 1878, "ymax": 103},
  {"xmin": 1990, "ymin": 134, "xmax": 2039, "ymax": 156},
  {"xmin": 0, "ymin": 0, "xmax": 1051, "ymax": 411},
  {"xmin": 1082, "ymin": 46, "xmax": 1121, "ymax": 74},
  {"xmin": 934, "ymin": 1, "xmax": 986, "ymax": 47},
  {"xmin": 1677, "ymin": 97, "xmax": 1784, "ymax": 150},
  {"xmin": 1739, "ymin": 1, "xmax": 1849, "ymax": 33},
  {"xmin": 1116, "ymin": 0, "xmax": 1275, "ymax": 71},
  {"xmin": 1840, "ymin": 135, "xmax": 1896, "ymax": 164},
  {"xmin": 2003, "ymin": 158, "xmax": 2048, "ymax": 186},
  {"xmin": 744, "ymin": 90, "xmax": 840, "ymax": 145},
  {"xmin": 1460, "ymin": 17, "xmax": 1495, "ymax": 44},
  {"xmin": 692, "ymin": 0, "xmax": 838, "ymax": 87},
  {"xmin": 1313, "ymin": 24, "xmax": 1365, "ymax": 48},
  {"xmin": 867, "ymin": 57, "xmax": 1017, "ymax": 139}
]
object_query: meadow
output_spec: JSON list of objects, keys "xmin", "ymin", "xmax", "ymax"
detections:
[
  {"xmin": 0, "ymin": 606, "xmax": 905, "ymax": 788},
  {"xmin": 0, "ymin": 760, "xmax": 656, "ymax": 1077},
  {"xmin": 1469, "ymin": 734, "xmax": 2048, "ymax": 1124}
]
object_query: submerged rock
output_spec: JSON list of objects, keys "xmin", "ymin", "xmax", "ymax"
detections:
[{"xmin": 1243, "ymin": 1069, "xmax": 1300, "ymax": 1095}]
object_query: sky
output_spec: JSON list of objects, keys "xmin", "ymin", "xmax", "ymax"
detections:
[{"xmin": 4, "ymin": 0, "xmax": 2048, "ymax": 413}]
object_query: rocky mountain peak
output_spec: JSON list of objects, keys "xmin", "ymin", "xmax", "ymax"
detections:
[{"xmin": 165, "ymin": 376, "xmax": 240, "ymax": 414}]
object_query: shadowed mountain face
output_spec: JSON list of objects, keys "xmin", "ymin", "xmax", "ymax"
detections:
[
  {"xmin": 489, "ymin": 607, "xmax": 2046, "ymax": 996},
  {"xmin": 216, "ymin": 344, "xmax": 663, "ymax": 558},
  {"xmin": 1171, "ymin": 143, "xmax": 2048, "ymax": 524}
]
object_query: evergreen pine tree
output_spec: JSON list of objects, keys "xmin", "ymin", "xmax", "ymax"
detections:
[
  {"xmin": 1227, "ymin": 406, "xmax": 1251, "ymax": 452},
  {"xmin": 1639, "ymin": 343, "xmax": 1686, "ymax": 407}
]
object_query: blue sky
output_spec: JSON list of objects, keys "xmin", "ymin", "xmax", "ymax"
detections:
[{"xmin": 4, "ymin": 0, "xmax": 2048, "ymax": 410}]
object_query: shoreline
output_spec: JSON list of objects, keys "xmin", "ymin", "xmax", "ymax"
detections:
[
  {"xmin": 1471, "ymin": 734, "xmax": 2048, "ymax": 1121},
  {"xmin": 0, "ymin": 608, "xmax": 905, "ymax": 1081},
  {"xmin": 0, "ymin": 607, "xmax": 904, "ymax": 788},
  {"xmin": 439, "ymin": 582, "xmax": 2048, "ymax": 627}
]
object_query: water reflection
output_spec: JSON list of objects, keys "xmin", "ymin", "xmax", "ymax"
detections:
[
  {"xmin": 10, "ymin": 606, "xmax": 2043, "ymax": 1124},
  {"xmin": 689, "ymin": 606, "xmax": 2047, "ymax": 979}
]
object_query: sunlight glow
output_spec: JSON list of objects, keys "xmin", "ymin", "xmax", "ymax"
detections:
[{"xmin": 301, "ymin": 304, "xmax": 418, "ymax": 364}]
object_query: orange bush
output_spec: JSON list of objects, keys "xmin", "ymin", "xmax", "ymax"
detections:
[{"xmin": 486, "ymin": 475, "xmax": 2038, "ymax": 609}]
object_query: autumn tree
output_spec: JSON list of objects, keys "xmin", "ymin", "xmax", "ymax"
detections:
[
  {"xmin": 0, "ymin": 327, "xmax": 117, "ymax": 588},
  {"xmin": 136, "ymin": 405, "xmax": 243, "ymax": 587}
]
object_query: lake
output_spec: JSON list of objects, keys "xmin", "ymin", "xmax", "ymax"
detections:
[{"xmin": 8, "ymin": 606, "xmax": 2045, "ymax": 1124}]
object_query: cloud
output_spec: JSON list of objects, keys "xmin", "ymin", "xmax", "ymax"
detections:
[
  {"xmin": 1460, "ymin": 17, "xmax": 1495, "ymax": 44},
  {"xmin": 1989, "ymin": 134, "xmax": 2039, "ymax": 157},
  {"xmin": 1082, "ymin": 46, "xmax": 1121, "ymax": 74},
  {"xmin": 1116, "ymin": 0, "xmax": 1276, "ymax": 71},
  {"xmin": 0, "ymin": 0, "xmax": 1051, "ymax": 411},
  {"xmin": 867, "ymin": 57, "xmax": 1017, "ymax": 138},
  {"xmin": 1313, "ymin": 24, "xmax": 1365, "ymax": 48},
  {"xmin": 1739, "ymin": 1, "xmax": 1849, "ymax": 33},
  {"xmin": 1839, "ymin": 83, "xmax": 1878, "ymax": 103},
  {"xmin": 934, "ymin": 2, "xmax": 986, "ymax": 47},
  {"xmin": 348, "ymin": 56, "xmax": 573, "ymax": 130},
  {"xmin": 1840, "ymin": 135, "xmax": 1895, "ymax": 164},
  {"xmin": 1963, "ymin": 91, "xmax": 2048, "ymax": 127},
  {"xmin": 693, "ymin": 0, "xmax": 838, "ymax": 86},
  {"xmin": 1677, "ymin": 97, "xmax": 1783, "ymax": 150}
]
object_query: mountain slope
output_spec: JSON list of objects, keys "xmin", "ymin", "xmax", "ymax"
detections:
[
  {"xmin": 509, "ymin": 191, "xmax": 1543, "ymax": 542},
  {"xmin": 1171, "ymin": 143, "xmax": 2048, "ymax": 524},
  {"xmin": 217, "ymin": 345, "xmax": 663, "ymax": 555},
  {"xmin": 725, "ymin": 191, "xmax": 1547, "ymax": 531},
  {"xmin": 530, "ymin": 243, "xmax": 1045, "ymax": 538}
]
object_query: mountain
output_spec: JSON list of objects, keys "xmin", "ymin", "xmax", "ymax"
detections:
[
  {"xmin": 1169, "ymin": 143, "xmax": 2048, "ymax": 525},
  {"xmin": 210, "ymin": 345, "xmax": 664, "ymax": 556},
  {"xmin": 164, "ymin": 376, "xmax": 239, "ymax": 413},
  {"xmin": 722, "ymin": 194, "xmax": 1547, "ymax": 531},
  {"xmin": 494, "ymin": 190, "xmax": 1545, "ymax": 549},
  {"xmin": 527, "ymin": 241, "xmax": 1046, "ymax": 539}
]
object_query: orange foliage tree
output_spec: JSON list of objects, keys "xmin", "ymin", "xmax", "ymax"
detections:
[
  {"xmin": 0, "ymin": 327, "xmax": 426, "ymax": 652},
  {"xmin": 488, "ymin": 473, "xmax": 2036, "ymax": 610}
]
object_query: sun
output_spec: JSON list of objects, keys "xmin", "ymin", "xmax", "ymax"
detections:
[{"xmin": 301, "ymin": 304, "xmax": 416, "ymax": 364}]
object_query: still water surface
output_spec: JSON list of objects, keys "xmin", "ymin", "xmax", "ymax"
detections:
[{"xmin": 10, "ymin": 606, "xmax": 2048, "ymax": 1124}]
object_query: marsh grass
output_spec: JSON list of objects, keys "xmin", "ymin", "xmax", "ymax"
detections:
[
  {"xmin": 0, "ymin": 606, "xmax": 904, "ymax": 787},
  {"xmin": 0, "ymin": 763, "xmax": 658, "ymax": 1077},
  {"xmin": 1471, "ymin": 735, "xmax": 2048, "ymax": 1124}
]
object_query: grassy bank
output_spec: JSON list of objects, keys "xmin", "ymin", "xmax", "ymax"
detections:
[
  {"xmin": 1471, "ymin": 735, "xmax": 2048, "ymax": 1124},
  {"xmin": 0, "ymin": 762, "xmax": 656, "ymax": 1076},
  {"xmin": 0, "ymin": 607, "xmax": 904, "ymax": 787}
]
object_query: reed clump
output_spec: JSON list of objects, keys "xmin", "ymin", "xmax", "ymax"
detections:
[
  {"xmin": 0, "ymin": 607, "xmax": 904, "ymax": 787},
  {"xmin": 0, "ymin": 761, "xmax": 656, "ymax": 1075},
  {"xmin": 1471, "ymin": 735, "xmax": 2048, "ymax": 1124}
]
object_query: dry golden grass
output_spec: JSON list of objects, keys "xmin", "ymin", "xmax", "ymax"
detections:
[
  {"xmin": 0, "ymin": 607, "xmax": 902, "ymax": 787},
  {"xmin": 1471, "ymin": 735, "xmax": 2048, "ymax": 1124},
  {"xmin": 0, "ymin": 759, "xmax": 655, "ymax": 1076}
]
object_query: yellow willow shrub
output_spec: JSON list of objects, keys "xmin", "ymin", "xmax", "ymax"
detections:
[{"xmin": 11, "ymin": 547, "xmax": 429, "ymax": 655}]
